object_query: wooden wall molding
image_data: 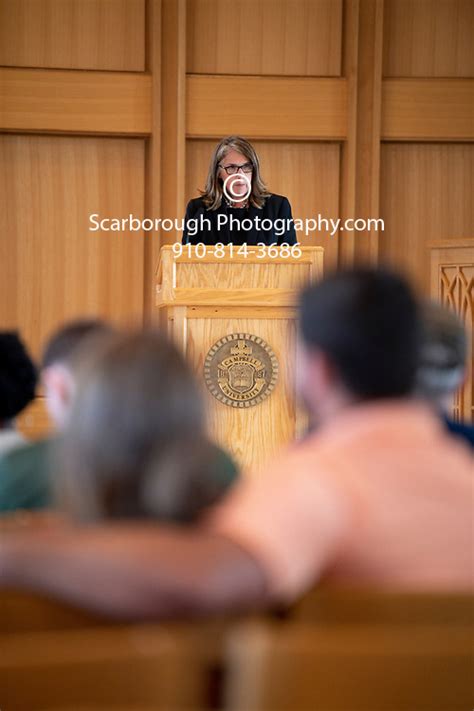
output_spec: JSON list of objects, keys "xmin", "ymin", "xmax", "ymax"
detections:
[
  {"xmin": 144, "ymin": 0, "xmax": 187, "ymax": 302},
  {"xmin": 339, "ymin": 0, "xmax": 383, "ymax": 266},
  {"xmin": 338, "ymin": 0, "xmax": 359, "ymax": 267},
  {"xmin": 0, "ymin": 67, "xmax": 152, "ymax": 135},
  {"xmin": 2, "ymin": 73, "xmax": 472, "ymax": 144},
  {"xmin": 428, "ymin": 239, "xmax": 474, "ymax": 249},
  {"xmin": 144, "ymin": 0, "xmax": 163, "ymax": 319},
  {"xmin": 159, "ymin": 0, "xmax": 187, "ymax": 243},
  {"xmin": 352, "ymin": 0, "xmax": 383, "ymax": 264},
  {"xmin": 382, "ymin": 79, "xmax": 474, "ymax": 141},
  {"xmin": 186, "ymin": 75, "xmax": 348, "ymax": 140}
]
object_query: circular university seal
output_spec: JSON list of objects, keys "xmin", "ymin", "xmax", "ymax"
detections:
[{"xmin": 204, "ymin": 333, "xmax": 279, "ymax": 408}]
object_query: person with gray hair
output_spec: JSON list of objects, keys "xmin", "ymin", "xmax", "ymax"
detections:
[{"xmin": 417, "ymin": 301, "xmax": 474, "ymax": 449}]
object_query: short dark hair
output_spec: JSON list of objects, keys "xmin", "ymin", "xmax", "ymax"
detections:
[
  {"xmin": 42, "ymin": 319, "xmax": 113, "ymax": 369},
  {"xmin": 0, "ymin": 332, "xmax": 37, "ymax": 421},
  {"xmin": 299, "ymin": 268, "xmax": 420, "ymax": 400}
]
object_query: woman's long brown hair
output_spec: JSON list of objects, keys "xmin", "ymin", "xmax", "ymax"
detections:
[
  {"xmin": 55, "ymin": 330, "xmax": 231, "ymax": 523},
  {"xmin": 200, "ymin": 135, "xmax": 270, "ymax": 209}
]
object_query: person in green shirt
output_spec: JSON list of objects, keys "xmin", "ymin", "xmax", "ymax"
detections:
[
  {"xmin": 0, "ymin": 320, "xmax": 114, "ymax": 513},
  {"xmin": 0, "ymin": 331, "xmax": 39, "ymax": 510},
  {"xmin": 0, "ymin": 438, "xmax": 52, "ymax": 512}
]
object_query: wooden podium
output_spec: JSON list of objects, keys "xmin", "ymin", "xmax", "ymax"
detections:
[{"xmin": 156, "ymin": 246, "xmax": 324, "ymax": 471}]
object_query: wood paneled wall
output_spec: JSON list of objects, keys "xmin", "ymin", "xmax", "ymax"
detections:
[
  {"xmin": 383, "ymin": 0, "xmax": 474, "ymax": 77},
  {"xmin": 379, "ymin": 0, "xmax": 474, "ymax": 294},
  {"xmin": 0, "ymin": 135, "xmax": 145, "ymax": 357},
  {"xmin": 186, "ymin": 0, "xmax": 343, "ymax": 76},
  {"xmin": 0, "ymin": 0, "xmax": 473, "ymax": 428},
  {"xmin": 380, "ymin": 144, "xmax": 473, "ymax": 290},
  {"xmin": 0, "ymin": 0, "xmax": 149, "ymax": 362},
  {"xmin": 0, "ymin": 0, "xmax": 145, "ymax": 71}
]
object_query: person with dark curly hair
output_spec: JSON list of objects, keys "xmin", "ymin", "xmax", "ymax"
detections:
[{"xmin": 0, "ymin": 332, "xmax": 37, "ymax": 455}]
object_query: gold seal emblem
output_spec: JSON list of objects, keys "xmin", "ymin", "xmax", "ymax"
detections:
[{"xmin": 204, "ymin": 334, "xmax": 279, "ymax": 408}]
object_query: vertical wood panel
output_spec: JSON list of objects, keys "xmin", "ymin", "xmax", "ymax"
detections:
[
  {"xmin": 185, "ymin": 140, "xmax": 340, "ymax": 270},
  {"xmin": 383, "ymin": 0, "xmax": 474, "ymax": 78},
  {"xmin": 352, "ymin": 0, "xmax": 383, "ymax": 264},
  {"xmin": 0, "ymin": 135, "xmax": 145, "ymax": 358},
  {"xmin": 160, "ymin": 0, "xmax": 187, "ymax": 246},
  {"xmin": 0, "ymin": 0, "xmax": 145, "ymax": 71},
  {"xmin": 380, "ymin": 144, "xmax": 474, "ymax": 294},
  {"xmin": 187, "ymin": 0, "xmax": 343, "ymax": 76},
  {"xmin": 339, "ymin": 0, "xmax": 359, "ymax": 267},
  {"xmin": 340, "ymin": 0, "xmax": 383, "ymax": 266},
  {"xmin": 144, "ymin": 0, "xmax": 162, "ymax": 321}
]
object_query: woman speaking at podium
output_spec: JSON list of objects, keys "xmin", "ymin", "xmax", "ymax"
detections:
[{"xmin": 182, "ymin": 136, "xmax": 297, "ymax": 245}]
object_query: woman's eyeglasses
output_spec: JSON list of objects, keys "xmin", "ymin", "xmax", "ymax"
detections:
[{"xmin": 219, "ymin": 162, "xmax": 253, "ymax": 175}]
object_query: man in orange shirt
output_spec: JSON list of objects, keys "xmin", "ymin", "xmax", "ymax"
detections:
[{"xmin": 0, "ymin": 269, "xmax": 472, "ymax": 617}]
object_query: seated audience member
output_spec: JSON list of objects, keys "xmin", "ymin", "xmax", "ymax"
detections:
[
  {"xmin": 417, "ymin": 301, "xmax": 474, "ymax": 449},
  {"xmin": 0, "ymin": 320, "xmax": 113, "ymax": 513},
  {"xmin": 0, "ymin": 269, "xmax": 472, "ymax": 618},
  {"xmin": 41, "ymin": 319, "xmax": 115, "ymax": 430},
  {"xmin": 0, "ymin": 332, "xmax": 37, "ymax": 455},
  {"xmin": 55, "ymin": 329, "xmax": 238, "ymax": 523}
]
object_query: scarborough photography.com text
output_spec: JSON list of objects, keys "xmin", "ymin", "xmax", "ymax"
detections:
[{"xmin": 89, "ymin": 213, "xmax": 384, "ymax": 238}]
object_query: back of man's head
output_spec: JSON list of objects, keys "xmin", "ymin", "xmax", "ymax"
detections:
[
  {"xmin": 416, "ymin": 301, "xmax": 467, "ymax": 408},
  {"xmin": 0, "ymin": 332, "xmax": 37, "ymax": 426},
  {"xmin": 299, "ymin": 268, "xmax": 419, "ymax": 402},
  {"xmin": 41, "ymin": 318, "xmax": 114, "ymax": 430},
  {"xmin": 42, "ymin": 319, "xmax": 113, "ymax": 371}
]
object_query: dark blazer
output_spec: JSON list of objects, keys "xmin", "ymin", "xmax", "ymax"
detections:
[
  {"xmin": 444, "ymin": 416, "xmax": 474, "ymax": 450},
  {"xmin": 182, "ymin": 194, "xmax": 297, "ymax": 245}
]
